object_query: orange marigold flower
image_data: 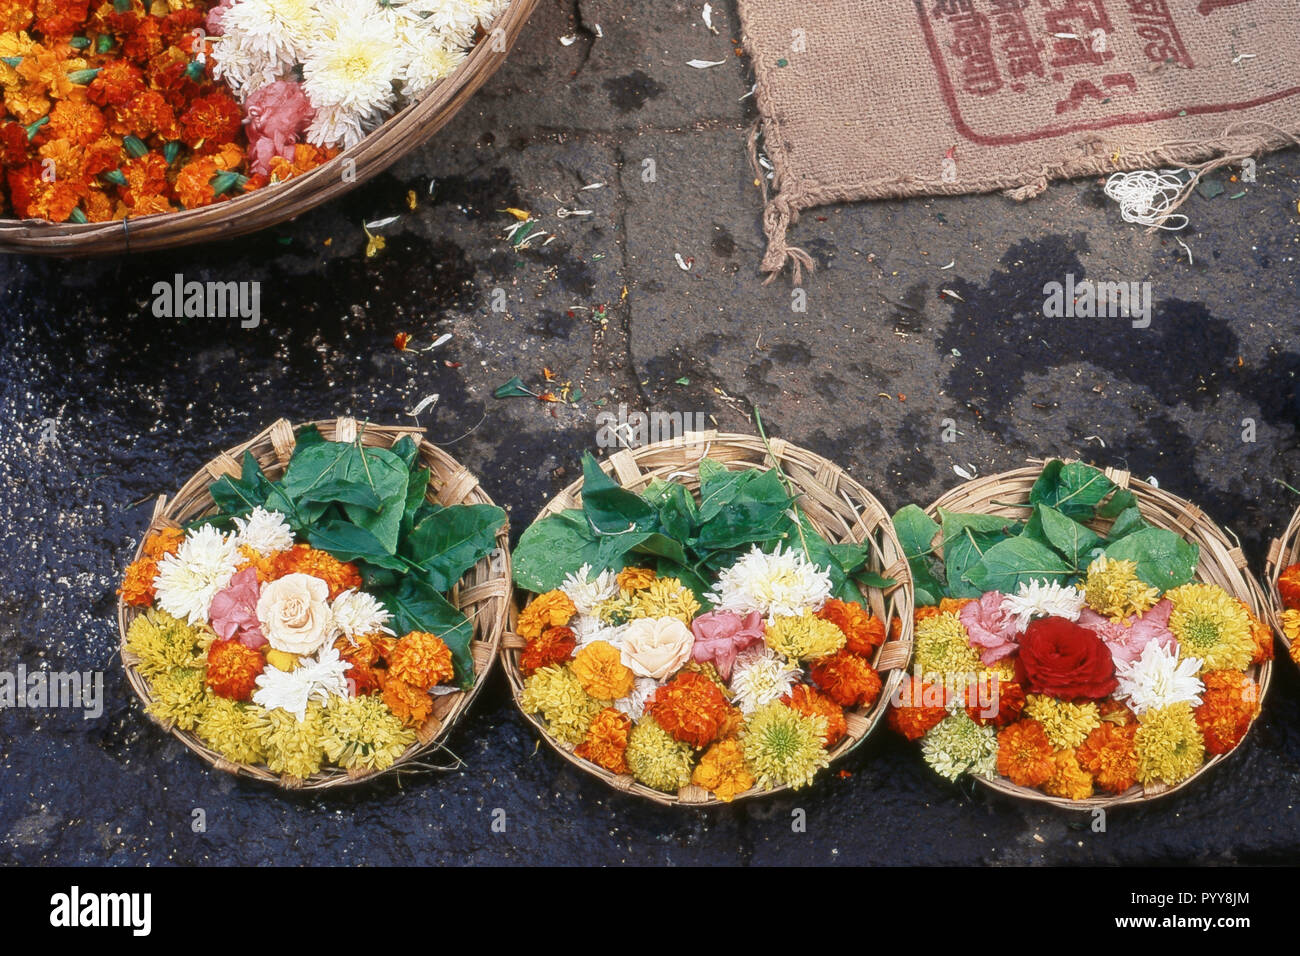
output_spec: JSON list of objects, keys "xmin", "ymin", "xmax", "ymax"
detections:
[
  {"xmin": 46, "ymin": 98, "xmax": 104, "ymax": 147},
  {"xmin": 393, "ymin": 332, "xmax": 411, "ymax": 351},
  {"xmin": 517, "ymin": 590, "xmax": 576, "ymax": 639},
  {"xmin": 1241, "ymin": 605, "xmax": 1274, "ymax": 664},
  {"xmin": 178, "ymin": 91, "xmax": 241, "ymax": 152},
  {"xmin": 108, "ymin": 89, "xmax": 177, "ymax": 140},
  {"xmin": 0, "ymin": 0, "xmax": 33, "ymax": 32},
  {"xmin": 888, "ymin": 676, "xmax": 948, "ymax": 740},
  {"xmin": 783, "ymin": 684, "xmax": 847, "ymax": 747},
  {"xmin": 964, "ymin": 677, "xmax": 1025, "ymax": 727},
  {"xmin": 336, "ymin": 633, "xmax": 395, "ymax": 696},
  {"xmin": 574, "ymin": 707, "xmax": 632, "ymax": 774},
  {"xmin": 141, "ymin": 527, "xmax": 184, "ymax": 560},
  {"xmin": 570, "ymin": 640, "xmax": 634, "ymax": 700},
  {"xmin": 7, "ymin": 161, "xmax": 83, "ymax": 221},
  {"xmin": 520, "ymin": 625, "xmax": 576, "ymax": 676},
  {"xmin": 1278, "ymin": 564, "xmax": 1300, "ymax": 611},
  {"xmin": 388, "ymin": 631, "xmax": 455, "ymax": 689},
  {"xmin": 0, "ymin": 120, "xmax": 31, "ymax": 166},
  {"xmin": 1077, "ymin": 723, "xmax": 1139, "ymax": 794},
  {"xmin": 33, "ymin": 0, "xmax": 88, "ymax": 37},
  {"xmin": 121, "ymin": 14, "xmax": 163, "ymax": 60},
  {"xmin": 996, "ymin": 719, "xmax": 1056, "ymax": 788},
  {"xmin": 1194, "ymin": 670, "xmax": 1259, "ymax": 756},
  {"xmin": 271, "ymin": 544, "xmax": 362, "ymax": 599},
  {"xmin": 938, "ymin": 597, "xmax": 973, "ymax": 616},
  {"xmin": 87, "ymin": 61, "xmax": 146, "ymax": 108},
  {"xmin": 648, "ymin": 671, "xmax": 738, "ymax": 748},
  {"xmin": 204, "ymin": 638, "xmax": 264, "ymax": 701},
  {"xmin": 119, "ymin": 556, "xmax": 158, "ymax": 606},
  {"xmin": 233, "ymin": 544, "xmax": 276, "ymax": 583},
  {"xmin": 1042, "ymin": 748, "xmax": 1094, "ymax": 801},
  {"xmin": 383, "ymin": 676, "xmax": 433, "ymax": 727},
  {"xmin": 809, "ymin": 650, "xmax": 881, "ymax": 708},
  {"xmin": 616, "ymin": 566, "xmax": 656, "ymax": 592},
  {"xmin": 80, "ymin": 184, "xmax": 113, "ymax": 221},
  {"xmin": 267, "ymin": 142, "xmax": 337, "ymax": 182},
  {"xmin": 691, "ymin": 738, "xmax": 755, "ymax": 802},
  {"xmin": 816, "ymin": 598, "xmax": 886, "ymax": 656}
]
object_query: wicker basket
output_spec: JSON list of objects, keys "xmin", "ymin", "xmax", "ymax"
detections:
[
  {"xmin": 0, "ymin": 0, "xmax": 539, "ymax": 255},
  {"xmin": 116, "ymin": 416, "xmax": 511, "ymax": 788},
  {"xmin": 1263, "ymin": 508, "xmax": 1300, "ymax": 662},
  {"xmin": 501, "ymin": 431, "xmax": 915, "ymax": 806},
  {"xmin": 925, "ymin": 461, "xmax": 1273, "ymax": 811}
]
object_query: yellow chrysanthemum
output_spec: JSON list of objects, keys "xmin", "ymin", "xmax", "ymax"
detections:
[
  {"xmin": 1084, "ymin": 556, "xmax": 1160, "ymax": 620},
  {"xmin": 1135, "ymin": 702, "xmax": 1205, "ymax": 787},
  {"xmin": 195, "ymin": 696, "xmax": 269, "ymax": 766},
  {"xmin": 144, "ymin": 667, "xmax": 207, "ymax": 732},
  {"xmin": 740, "ymin": 701, "xmax": 830, "ymax": 791},
  {"xmin": 320, "ymin": 694, "xmax": 416, "ymax": 772},
  {"xmin": 625, "ymin": 716, "xmax": 694, "ymax": 792},
  {"xmin": 519, "ymin": 664, "xmax": 605, "ymax": 744},
  {"xmin": 125, "ymin": 610, "xmax": 205, "ymax": 680},
  {"xmin": 628, "ymin": 577, "xmax": 701, "ymax": 625},
  {"xmin": 594, "ymin": 591, "xmax": 638, "ymax": 625},
  {"xmin": 914, "ymin": 612, "xmax": 981, "ymax": 681},
  {"xmin": 981, "ymin": 658, "xmax": 1018, "ymax": 682},
  {"xmin": 1024, "ymin": 694, "xmax": 1101, "ymax": 749},
  {"xmin": 764, "ymin": 611, "xmax": 847, "ymax": 661},
  {"xmin": 261, "ymin": 702, "xmax": 327, "ymax": 780},
  {"xmin": 1166, "ymin": 584, "xmax": 1255, "ymax": 674}
]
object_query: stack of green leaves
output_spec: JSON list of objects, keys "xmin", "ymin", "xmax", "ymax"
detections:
[
  {"xmin": 200, "ymin": 426, "xmax": 506, "ymax": 688},
  {"xmin": 894, "ymin": 459, "xmax": 1199, "ymax": 606},
  {"xmin": 513, "ymin": 452, "xmax": 893, "ymax": 602}
]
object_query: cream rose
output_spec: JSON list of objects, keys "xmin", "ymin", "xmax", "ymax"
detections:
[
  {"xmin": 620, "ymin": 616, "xmax": 695, "ymax": 681},
  {"xmin": 256, "ymin": 573, "xmax": 334, "ymax": 655}
]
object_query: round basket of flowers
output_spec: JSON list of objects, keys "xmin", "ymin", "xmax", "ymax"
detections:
[
  {"xmin": 1263, "ymin": 509, "xmax": 1300, "ymax": 666},
  {"xmin": 889, "ymin": 459, "xmax": 1273, "ymax": 810},
  {"xmin": 501, "ymin": 430, "xmax": 914, "ymax": 806},
  {"xmin": 0, "ymin": 0, "xmax": 538, "ymax": 253},
  {"xmin": 116, "ymin": 416, "xmax": 510, "ymax": 788}
]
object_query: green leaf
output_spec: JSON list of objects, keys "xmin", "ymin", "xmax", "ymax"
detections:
[
  {"xmin": 962, "ymin": 537, "xmax": 1074, "ymax": 594},
  {"xmin": 1103, "ymin": 528, "xmax": 1199, "ymax": 592},
  {"xmin": 630, "ymin": 532, "xmax": 689, "ymax": 567},
  {"xmin": 692, "ymin": 469, "xmax": 792, "ymax": 551},
  {"xmin": 404, "ymin": 504, "xmax": 505, "ymax": 592},
  {"xmin": 940, "ymin": 509, "xmax": 1022, "ymax": 599},
  {"xmin": 1026, "ymin": 504, "xmax": 1102, "ymax": 569},
  {"xmin": 1106, "ymin": 506, "xmax": 1148, "ymax": 542},
  {"xmin": 892, "ymin": 505, "xmax": 944, "ymax": 605},
  {"xmin": 377, "ymin": 578, "xmax": 477, "ymax": 688},
  {"xmin": 1096, "ymin": 487, "xmax": 1138, "ymax": 519},
  {"xmin": 695, "ymin": 458, "xmax": 757, "ymax": 523},
  {"xmin": 306, "ymin": 520, "xmax": 407, "ymax": 572},
  {"xmin": 854, "ymin": 570, "xmax": 897, "ymax": 590},
  {"xmin": 579, "ymin": 452, "xmax": 658, "ymax": 534},
  {"xmin": 1029, "ymin": 460, "xmax": 1117, "ymax": 521},
  {"xmin": 390, "ymin": 435, "xmax": 419, "ymax": 470},
  {"xmin": 493, "ymin": 376, "xmax": 534, "ymax": 399},
  {"xmin": 401, "ymin": 466, "xmax": 433, "ymax": 538},
  {"xmin": 828, "ymin": 541, "xmax": 870, "ymax": 575},
  {"xmin": 295, "ymin": 478, "xmax": 382, "ymax": 512},
  {"xmin": 208, "ymin": 451, "xmax": 271, "ymax": 516},
  {"xmin": 644, "ymin": 480, "xmax": 699, "ymax": 542},
  {"xmin": 512, "ymin": 510, "xmax": 606, "ymax": 593},
  {"xmin": 295, "ymin": 425, "xmax": 327, "ymax": 449}
]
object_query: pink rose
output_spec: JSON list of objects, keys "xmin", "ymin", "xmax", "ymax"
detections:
[
  {"xmin": 244, "ymin": 81, "xmax": 315, "ymax": 176},
  {"xmin": 690, "ymin": 610, "xmax": 765, "ymax": 681},
  {"xmin": 205, "ymin": 0, "xmax": 234, "ymax": 36},
  {"xmin": 208, "ymin": 567, "xmax": 267, "ymax": 649},
  {"xmin": 1077, "ymin": 599, "xmax": 1175, "ymax": 666},
  {"xmin": 959, "ymin": 591, "xmax": 1020, "ymax": 665}
]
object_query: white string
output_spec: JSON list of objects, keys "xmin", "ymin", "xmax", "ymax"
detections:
[{"xmin": 1102, "ymin": 169, "xmax": 1190, "ymax": 231}]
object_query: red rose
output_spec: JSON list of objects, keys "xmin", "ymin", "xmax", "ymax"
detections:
[{"xmin": 1018, "ymin": 616, "xmax": 1117, "ymax": 699}]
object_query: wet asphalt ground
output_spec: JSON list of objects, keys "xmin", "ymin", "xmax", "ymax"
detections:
[{"xmin": 1, "ymin": 0, "xmax": 1299, "ymax": 865}]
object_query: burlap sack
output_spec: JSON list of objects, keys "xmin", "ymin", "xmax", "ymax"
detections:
[{"xmin": 739, "ymin": 0, "xmax": 1300, "ymax": 281}]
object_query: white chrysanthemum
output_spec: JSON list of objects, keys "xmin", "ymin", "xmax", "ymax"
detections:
[
  {"xmin": 728, "ymin": 646, "xmax": 799, "ymax": 715},
  {"xmin": 1000, "ymin": 580, "xmax": 1085, "ymax": 632},
  {"xmin": 1115, "ymin": 640, "xmax": 1204, "ymax": 716},
  {"xmin": 233, "ymin": 507, "xmax": 295, "ymax": 555},
  {"xmin": 705, "ymin": 544, "xmax": 832, "ymax": 620},
  {"xmin": 154, "ymin": 526, "xmax": 242, "ymax": 625},
  {"xmin": 612, "ymin": 676, "xmax": 658, "ymax": 721},
  {"xmin": 398, "ymin": 38, "xmax": 468, "ymax": 99},
  {"xmin": 252, "ymin": 643, "xmax": 351, "ymax": 720},
  {"xmin": 421, "ymin": 0, "xmax": 479, "ymax": 34},
  {"xmin": 572, "ymin": 616, "xmax": 626, "ymax": 651},
  {"xmin": 209, "ymin": 42, "xmax": 288, "ymax": 99},
  {"xmin": 560, "ymin": 563, "xmax": 618, "ymax": 617},
  {"xmin": 301, "ymin": 12, "xmax": 402, "ymax": 139},
  {"xmin": 330, "ymin": 588, "xmax": 394, "ymax": 641},
  {"xmin": 212, "ymin": 0, "xmax": 316, "ymax": 94},
  {"xmin": 304, "ymin": 103, "xmax": 366, "ymax": 150}
]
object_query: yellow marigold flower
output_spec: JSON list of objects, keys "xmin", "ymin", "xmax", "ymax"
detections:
[
  {"xmin": 692, "ymin": 738, "xmax": 756, "ymax": 802},
  {"xmin": 261, "ymin": 702, "xmax": 327, "ymax": 780},
  {"xmin": 764, "ymin": 611, "xmax": 847, "ymax": 661},
  {"xmin": 321, "ymin": 694, "xmax": 416, "ymax": 772},
  {"xmin": 517, "ymin": 590, "xmax": 576, "ymax": 640},
  {"xmin": 914, "ymin": 612, "xmax": 981, "ymax": 681},
  {"xmin": 626, "ymin": 716, "xmax": 694, "ymax": 792},
  {"xmin": 125, "ymin": 609, "xmax": 204, "ymax": 680},
  {"xmin": 1135, "ymin": 702, "xmax": 1205, "ymax": 787},
  {"xmin": 1042, "ymin": 748, "xmax": 1095, "ymax": 801},
  {"xmin": 144, "ymin": 666, "xmax": 206, "ymax": 731},
  {"xmin": 520, "ymin": 664, "xmax": 605, "ymax": 744},
  {"xmin": 616, "ymin": 567, "xmax": 657, "ymax": 592},
  {"xmin": 1084, "ymin": 556, "xmax": 1160, "ymax": 620},
  {"xmin": 628, "ymin": 577, "xmax": 701, "ymax": 625},
  {"xmin": 196, "ymin": 696, "xmax": 269, "ymax": 766},
  {"xmin": 741, "ymin": 701, "xmax": 830, "ymax": 791},
  {"xmin": 570, "ymin": 640, "xmax": 635, "ymax": 700},
  {"xmin": 1024, "ymin": 694, "xmax": 1101, "ymax": 749},
  {"xmin": 235, "ymin": 544, "xmax": 276, "ymax": 582},
  {"xmin": 1166, "ymin": 584, "xmax": 1255, "ymax": 674}
]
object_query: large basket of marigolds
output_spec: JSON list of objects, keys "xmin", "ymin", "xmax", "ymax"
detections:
[
  {"xmin": 889, "ymin": 459, "xmax": 1273, "ymax": 811},
  {"xmin": 116, "ymin": 416, "xmax": 510, "ymax": 788},
  {"xmin": 501, "ymin": 431, "xmax": 914, "ymax": 807},
  {"xmin": 0, "ymin": 0, "xmax": 538, "ymax": 254},
  {"xmin": 1263, "ymin": 506, "xmax": 1300, "ymax": 668}
]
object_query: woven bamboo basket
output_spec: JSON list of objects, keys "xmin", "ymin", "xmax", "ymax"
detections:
[
  {"xmin": 925, "ymin": 461, "xmax": 1273, "ymax": 811},
  {"xmin": 0, "ymin": 0, "xmax": 538, "ymax": 255},
  {"xmin": 1263, "ymin": 507, "xmax": 1300, "ymax": 662},
  {"xmin": 116, "ymin": 416, "xmax": 511, "ymax": 789},
  {"xmin": 501, "ymin": 431, "xmax": 915, "ymax": 806}
]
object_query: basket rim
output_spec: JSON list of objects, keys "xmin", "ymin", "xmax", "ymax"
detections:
[
  {"xmin": 1260, "ymin": 503, "xmax": 1299, "ymax": 659},
  {"xmin": 922, "ymin": 458, "xmax": 1273, "ymax": 812},
  {"xmin": 499, "ymin": 429, "xmax": 916, "ymax": 807},
  {"xmin": 0, "ymin": 0, "xmax": 540, "ymax": 254},
  {"xmin": 115, "ymin": 416, "xmax": 512, "ymax": 790}
]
